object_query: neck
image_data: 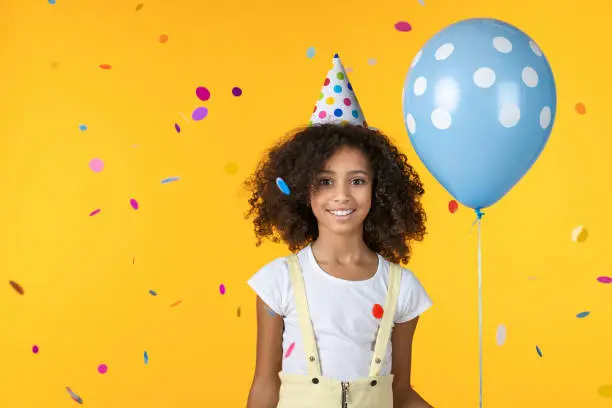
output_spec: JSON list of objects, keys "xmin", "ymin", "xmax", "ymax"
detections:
[{"xmin": 311, "ymin": 229, "xmax": 372, "ymax": 265}]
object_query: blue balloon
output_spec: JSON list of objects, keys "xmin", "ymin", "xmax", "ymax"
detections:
[{"xmin": 402, "ymin": 18, "xmax": 557, "ymax": 209}]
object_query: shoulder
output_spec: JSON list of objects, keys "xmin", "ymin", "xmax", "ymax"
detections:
[
  {"xmin": 385, "ymin": 261, "xmax": 433, "ymax": 323},
  {"xmin": 246, "ymin": 254, "xmax": 295, "ymax": 316}
]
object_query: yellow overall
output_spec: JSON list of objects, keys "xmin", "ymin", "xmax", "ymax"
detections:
[{"xmin": 277, "ymin": 254, "xmax": 401, "ymax": 408}]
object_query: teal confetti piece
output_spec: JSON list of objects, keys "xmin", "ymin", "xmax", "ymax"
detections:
[
  {"xmin": 576, "ymin": 311, "xmax": 590, "ymax": 318},
  {"xmin": 78, "ymin": 124, "xmax": 87, "ymax": 131},
  {"xmin": 149, "ymin": 290, "xmax": 157, "ymax": 296},
  {"xmin": 536, "ymin": 345, "xmax": 543, "ymax": 357},
  {"xmin": 306, "ymin": 46, "xmax": 316, "ymax": 58},
  {"xmin": 161, "ymin": 177, "xmax": 180, "ymax": 184},
  {"xmin": 144, "ymin": 351, "xmax": 149, "ymax": 365},
  {"xmin": 276, "ymin": 177, "xmax": 290, "ymax": 195}
]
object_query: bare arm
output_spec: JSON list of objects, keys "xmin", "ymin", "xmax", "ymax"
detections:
[
  {"xmin": 246, "ymin": 296, "xmax": 284, "ymax": 408},
  {"xmin": 391, "ymin": 317, "xmax": 434, "ymax": 408}
]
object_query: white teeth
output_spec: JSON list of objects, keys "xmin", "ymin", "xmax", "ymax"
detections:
[{"xmin": 329, "ymin": 210, "xmax": 354, "ymax": 216}]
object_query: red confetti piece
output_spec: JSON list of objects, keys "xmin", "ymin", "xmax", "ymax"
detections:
[
  {"xmin": 159, "ymin": 34, "xmax": 168, "ymax": 43},
  {"xmin": 597, "ymin": 276, "xmax": 612, "ymax": 284},
  {"xmin": 99, "ymin": 64, "xmax": 112, "ymax": 70},
  {"xmin": 284, "ymin": 342, "xmax": 295, "ymax": 358},
  {"xmin": 89, "ymin": 209, "xmax": 101, "ymax": 216},
  {"xmin": 372, "ymin": 303, "xmax": 384, "ymax": 319},
  {"xmin": 394, "ymin": 21, "xmax": 412, "ymax": 32},
  {"xmin": 448, "ymin": 199, "xmax": 459, "ymax": 214},
  {"xmin": 9, "ymin": 280, "xmax": 24, "ymax": 295},
  {"xmin": 170, "ymin": 300, "xmax": 182, "ymax": 307}
]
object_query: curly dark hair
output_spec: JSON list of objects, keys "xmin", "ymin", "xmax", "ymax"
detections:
[{"xmin": 243, "ymin": 123, "xmax": 427, "ymax": 264}]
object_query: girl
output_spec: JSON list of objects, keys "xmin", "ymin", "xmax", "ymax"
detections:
[{"xmin": 244, "ymin": 123, "xmax": 433, "ymax": 408}]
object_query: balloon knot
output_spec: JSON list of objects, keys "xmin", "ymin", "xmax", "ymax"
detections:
[{"xmin": 475, "ymin": 208, "xmax": 484, "ymax": 219}]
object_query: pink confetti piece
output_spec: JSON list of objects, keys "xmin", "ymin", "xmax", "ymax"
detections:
[
  {"xmin": 89, "ymin": 158, "xmax": 104, "ymax": 172},
  {"xmin": 219, "ymin": 284, "xmax": 226, "ymax": 295},
  {"xmin": 130, "ymin": 198, "xmax": 139, "ymax": 210},
  {"xmin": 89, "ymin": 209, "xmax": 101, "ymax": 216},
  {"xmin": 394, "ymin": 21, "xmax": 412, "ymax": 32},
  {"xmin": 597, "ymin": 276, "xmax": 612, "ymax": 284},
  {"xmin": 32, "ymin": 345, "xmax": 39, "ymax": 354},
  {"xmin": 97, "ymin": 364, "xmax": 108, "ymax": 374},
  {"xmin": 284, "ymin": 342, "xmax": 295, "ymax": 358},
  {"xmin": 196, "ymin": 87, "xmax": 210, "ymax": 101}
]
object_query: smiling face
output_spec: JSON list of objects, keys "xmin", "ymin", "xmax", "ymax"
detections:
[{"xmin": 309, "ymin": 146, "xmax": 373, "ymax": 237}]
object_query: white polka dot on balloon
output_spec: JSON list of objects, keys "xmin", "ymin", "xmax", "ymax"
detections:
[
  {"xmin": 406, "ymin": 113, "xmax": 416, "ymax": 135},
  {"xmin": 540, "ymin": 106, "xmax": 551, "ymax": 129},
  {"xmin": 411, "ymin": 50, "xmax": 422, "ymax": 68},
  {"xmin": 499, "ymin": 104, "xmax": 521, "ymax": 128},
  {"xmin": 473, "ymin": 67, "xmax": 496, "ymax": 88},
  {"xmin": 435, "ymin": 43, "xmax": 454, "ymax": 60},
  {"xmin": 413, "ymin": 77, "xmax": 427, "ymax": 96},
  {"xmin": 529, "ymin": 40, "xmax": 543, "ymax": 57},
  {"xmin": 493, "ymin": 36, "xmax": 512, "ymax": 53},
  {"xmin": 431, "ymin": 108, "xmax": 452, "ymax": 130},
  {"xmin": 522, "ymin": 67, "xmax": 538, "ymax": 88}
]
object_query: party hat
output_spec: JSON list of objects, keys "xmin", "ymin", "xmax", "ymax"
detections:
[{"xmin": 310, "ymin": 53, "xmax": 367, "ymax": 127}]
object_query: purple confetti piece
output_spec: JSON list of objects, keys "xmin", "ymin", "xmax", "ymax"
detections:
[
  {"xmin": 130, "ymin": 198, "xmax": 139, "ymax": 210},
  {"xmin": 232, "ymin": 87, "xmax": 242, "ymax": 96},
  {"xmin": 597, "ymin": 276, "xmax": 612, "ymax": 284},
  {"xmin": 174, "ymin": 123, "xmax": 181, "ymax": 133},
  {"xmin": 192, "ymin": 107, "xmax": 208, "ymax": 121},
  {"xmin": 89, "ymin": 209, "xmax": 101, "ymax": 216}
]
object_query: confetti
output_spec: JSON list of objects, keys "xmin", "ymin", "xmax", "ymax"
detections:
[
  {"xmin": 132, "ymin": 256, "xmax": 135, "ymax": 264},
  {"xmin": 159, "ymin": 34, "xmax": 168, "ymax": 43},
  {"xmin": 9, "ymin": 280, "xmax": 24, "ymax": 295},
  {"xmin": 192, "ymin": 107, "xmax": 208, "ymax": 121},
  {"xmin": 394, "ymin": 21, "xmax": 412, "ymax": 32},
  {"xmin": 276, "ymin": 177, "xmax": 290, "ymax": 195},
  {"xmin": 597, "ymin": 276, "xmax": 612, "ymax": 284},
  {"xmin": 32, "ymin": 345, "xmax": 39, "ymax": 354},
  {"xmin": 144, "ymin": 351, "xmax": 149, "ymax": 365},
  {"xmin": 219, "ymin": 284, "xmax": 226, "ymax": 295},
  {"xmin": 51, "ymin": 61, "xmax": 59, "ymax": 68},
  {"xmin": 130, "ymin": 198, "xmax": 139, "ymax": 210},
  {"xmin": 149, "ymin": 290, "xmax": 157, "ymax": 296},
  {"xmin": 89, "ymin": 209, "xmax": 101, "ymax": 216},
  {"xmin": 48, "ymin": 0, "xmax": 56, "ymax": 4},
  {"xmin": 225, "ymin": 163, "xmax": 238, "ymax": 175},
  {"xmin": 495, "ymin": 324, "xmax": 506, "ymax": 346},
  {"xmin": 571, "ymin": 226, "xmax": 588, "ymax": 242},
  {"xmin": 576, "ymin": 311, "xmax": 590, "ymax": 318},
  {"xmin": 170, "ymin": 300, "xmax": 182, "ymax": 307},
  {"xmin": 195, "ymin": 87, "xmax": 210, "ymax": 101},
  {"xmin": 135, "ymin": 3, "xmax": 144, "ymax": 11},
  {"xmin": 232, "ymin": 87, "xmax": 243, "ymax": 97},
  {"xmin": 448, "ymin": 199, "xmax": 459, "ymax": 214},
  {"xmin": 174, "ymin": 123, "xmax": 181, "ymax": 133},
  {"xmin": 99, "ymin": 64, "xmax": 112, "ymax": 70},
  {"xmin": 536, "ymin": 345, "xmax": 543, "ymax": 357},
  {"xmin": 284, "ymin": 342, "xmax": 296, "ymax": 358},
  {"xmin": 372, "ymin": 303, "xmax": 384, "ymax": 319},
  {"xmin": 264, "ymin": 306, "xmax": 276, "ymax": 317},
  {"xmin": 237, "ymin": 307, "xmax": 241, "ymax": 317},
  {"xmin": 367, "ymin": 58, "xmax": 377, "ymax": 65},
  {"xmin": 599, "ymin": 384, "xmax": 612, "ymax": 398},
  {"xmin": 66, "ymin": 387, "xmax": 83, "ymax": 404},
  {"xmin": 89, "ymin": 158, "xmax": 104, "ymax": 172},
  {"xmin": 161, "ymin": 176, "xmax": 180, "ymax": 184},
  {"xmin": 306, "ymin": 46, "xmax": 316, "ymax": 59},
  {"xmin": 418, "ymin": 0, "xmax": 425, "ymax": 4},
  {"xmin": 97, "ymin": 364, "xmax": 108, "ymax": 374},
  {"xmin": 575, "ymin": 103, "xmax": 586, "ymax": 115},
  {"xmin": 78, "ymin": 124, "xmax": 87, "ymax": 131}
]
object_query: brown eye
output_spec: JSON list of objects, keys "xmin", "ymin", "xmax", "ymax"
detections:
[
  {"xmin": 352, "ymin": 178, "xmax": 366, "ymax": 185},
  {"xmin": 319, "ymin": 178, "xmax": 332, "ymax": 186}
]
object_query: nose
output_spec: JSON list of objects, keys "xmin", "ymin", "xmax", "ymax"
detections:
[{"xmin": 333, "ymin": 183, "xmax": 351, "ymax": 202}]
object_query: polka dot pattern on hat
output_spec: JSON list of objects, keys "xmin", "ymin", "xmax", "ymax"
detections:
[{"xmin": 310, "ymin": 54, "xmax": 367, "ymax": 127}]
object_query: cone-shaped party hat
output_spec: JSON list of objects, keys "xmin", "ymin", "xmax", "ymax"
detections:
[{"xmin": 310, "ymin": 53, "xmax": 367, "ymax": 127}]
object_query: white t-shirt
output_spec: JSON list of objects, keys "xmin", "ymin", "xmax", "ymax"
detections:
[{"xmin": 247, "ymin": 244, "xmax": 432, "ymax": 382}]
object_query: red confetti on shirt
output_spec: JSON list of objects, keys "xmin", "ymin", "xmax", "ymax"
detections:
[{"xmin": 372, "ymin": 304, "xmax": 384, "ymax": 319}]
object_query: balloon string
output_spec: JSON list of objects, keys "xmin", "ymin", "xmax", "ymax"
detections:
[{"xmin": 474, "ymin": 208, "xmax": 484, "ymax": 408}]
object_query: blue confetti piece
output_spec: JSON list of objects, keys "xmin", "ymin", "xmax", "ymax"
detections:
[
  {"xmin": 536, "ymin": 345, "xmax": 543, "ymax": 357},
  {"xmin": 276, "ymin": 177, "xmax": 290, "ymax": 195},
  {"xmin": 78, "ymin": 124, "xmax": 87, "ymax": 131},
  {"xmin": 149, "ymin": 290, "xmax": 157, "ymax": 296},
  {"xmin": 264, "ymin": 306, "xmax": 276, "ymax": 317},
  {"xmin": 417, "ymin": 0, "xmax": 425, "ymax": 4},
  {"xmin": 306, "ymin": 46, "xmax": 316, "ymax": 59},
  {"xmin": 48, "ymin": 0, "xmax": 56, "ymax": 4},
  {"xmin": 576, "ymin": 311, "xmax": 590, "ymax": 318},
  {"xmin": 144, "ymin": 351, "xmax": 149, "ymax": 365},
  {"xmin": 161, "ymin": 176, "xmax": 180, "ymax": 184}
]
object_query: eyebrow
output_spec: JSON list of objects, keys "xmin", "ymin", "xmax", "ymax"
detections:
[{"xmin": 317, "ymin": 170, "xmax": 369, "ymax": 175}]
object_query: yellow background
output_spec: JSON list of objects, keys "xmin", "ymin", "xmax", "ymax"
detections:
[{"xmin": 1, "ymin": 0, "xmax": 611, "ymax": 406}]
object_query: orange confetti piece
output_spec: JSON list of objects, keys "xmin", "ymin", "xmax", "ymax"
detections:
[
  {"xmin": 575, "ymin": 103, "xmax": 586, "ymax": 115},
  {"xmin": 99, "ymin": 64, "xmax": 112, "ymax": 70},
  {"xmin": 159, "ymin": 34, "xmax": 169, "ymax": 43},
  {"xmin": 135, "ymin": 3, "xmax": 144, "ymax": 11},
  {"xmin": 372, "ymin": 303, "xmax": 384, "ymax": 319},
  {"xmin": 170, "ymin": 300, "xmax": 182, "ymax": 307}
]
